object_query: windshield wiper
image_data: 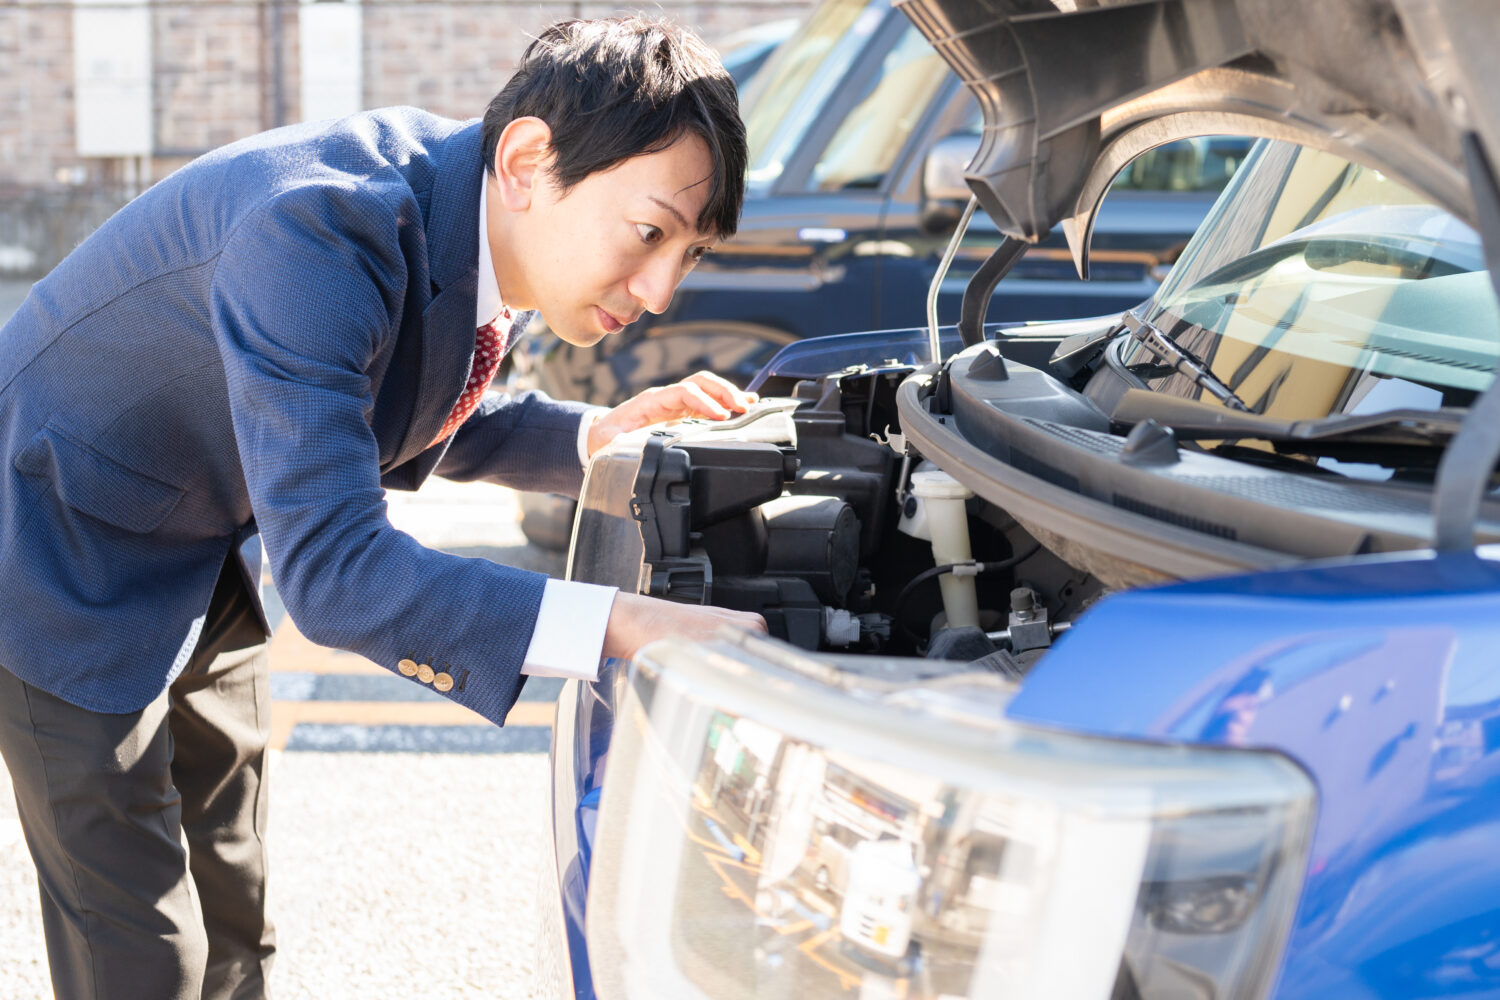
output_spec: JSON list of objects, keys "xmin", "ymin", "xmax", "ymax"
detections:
[
  {"xmin": 1121, "ymin": 312, "xmax": 1250, "ymax": 412},
  {"xmin": 1110, "ymin": 387, "xmax": 1462, "ymax": 449}
]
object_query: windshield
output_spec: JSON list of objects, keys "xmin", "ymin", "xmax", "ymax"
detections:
[
  {"xmin": 738, "ymin": 0, "xmax": 885, "ymax": 194},
  {"xmin": 805, "ymin": 22, "xmax": 952, "ymax": 191},
  {"xmin": 1134, "ymin": 140, "xmax": 1499, "ymax": 432}
]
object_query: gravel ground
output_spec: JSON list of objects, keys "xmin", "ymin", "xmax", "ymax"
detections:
[
  {"xmin": 0, "ymin": 781, "xmax": 50, "ymax": 995},
  {"xmin": 0, "ymin": 745, "xmax": 551, "ymax": 999},
  {"xmin": 264, "ymin": 751, "xmax": 549, "ymax": 999}
]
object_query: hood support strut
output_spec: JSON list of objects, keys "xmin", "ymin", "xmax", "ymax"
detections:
[
  {"xmin": 958, "ymin": 237, "xmax": 1030, "ymax": 349},
  {"xmin": 1433, "ymin": 133, "xmax": 1500, "ymax": 551}
]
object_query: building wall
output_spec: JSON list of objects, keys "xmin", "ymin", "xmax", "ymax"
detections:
[{"xmin": 0, "ymin": 0, "xmax": 811, "ymax": 275}]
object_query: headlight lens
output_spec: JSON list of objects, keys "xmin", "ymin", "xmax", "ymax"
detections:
[{"xmin": 585, "ymin": 634, "xmax": 1314, "ymax": 1000}]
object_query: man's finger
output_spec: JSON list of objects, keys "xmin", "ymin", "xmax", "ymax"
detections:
[
  {"xmin": 674, "ymin": 381, "xmax": 732, "ymax": 420},
  {"xmin": 682, "ymin": 371, "xmax": 754, "ymax": 413}
]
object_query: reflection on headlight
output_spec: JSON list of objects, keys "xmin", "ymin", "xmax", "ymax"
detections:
[
  {"xmin": 585, "ymin": 634, "xmax": 1315, "ymax": 1000},
  {"xmin": 1143, "ymin": 874, "xmax": 1257, "ymax": 936}
]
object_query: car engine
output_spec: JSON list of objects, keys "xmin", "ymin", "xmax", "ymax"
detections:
[{"xmin": 568, "ymin": 351, "xmax": 1104, "ymax": 676}]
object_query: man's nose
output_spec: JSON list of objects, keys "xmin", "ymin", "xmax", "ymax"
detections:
[{"xmin": 628, "ymin": 253, "xmax": 680, "ymax": 316}]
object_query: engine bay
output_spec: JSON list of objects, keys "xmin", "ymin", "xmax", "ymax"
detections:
[
  {"xmin": 568, "ymin": 343, "xmax": 1109, "ymax": 674},
  {"xmin": 568, "ymin": 319, "xmax": 1500, "ymax": 677}
]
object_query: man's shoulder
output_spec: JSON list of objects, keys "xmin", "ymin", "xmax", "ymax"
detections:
[
  {"xmin": 209, "ymin": 107, "xmax": 471, "ymax": 174},
  {"xmin": 184, "ymin": 108, "xmax": 477, "ymax": 227},
  {"xmin": 306, "ymin": 106, "xmax": 477, "ymax": 157}
]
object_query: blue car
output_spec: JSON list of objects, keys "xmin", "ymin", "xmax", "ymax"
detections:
[{"xmin": 537, "ymin": 0, "xmax": 1500, "ymax": 997}]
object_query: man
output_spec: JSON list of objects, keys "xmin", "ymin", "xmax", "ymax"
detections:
[{"xmin": 0, "ymin": 16, "xmax": 764, "ymax": 999}]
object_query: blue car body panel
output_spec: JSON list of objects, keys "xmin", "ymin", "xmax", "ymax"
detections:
[
  {"xmin": 546, "ymin": 552, "xmax": 1500, "ymax": 999},
  {"xmin": 1008, "ymin": 551, "xmax": 1500, "ymax": 999},
  {"xmin": 546, "ymin": 660, "xmax": 625, "ymax": 1000}
]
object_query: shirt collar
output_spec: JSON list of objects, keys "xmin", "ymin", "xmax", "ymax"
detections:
[{"xmin": 476, "ymin": 177, "xmax": 504, "ymax": 328}]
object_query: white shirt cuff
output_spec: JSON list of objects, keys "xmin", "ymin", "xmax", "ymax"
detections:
[
  {"xmin": 521, "ymin": 578, "xmax": 617, "ymax": 681},
  {"xmin": 577, "ymin": 407, "xmax": 608, "ymax": 467}
]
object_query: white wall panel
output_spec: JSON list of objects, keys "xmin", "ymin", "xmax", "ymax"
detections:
[
  {"xmin": 73, "ymin": 0, "xmax": 152, "ymax": 156},
  {"xmin": 300, "ymin": 0, "xmax": 363, "ymax": 123}
]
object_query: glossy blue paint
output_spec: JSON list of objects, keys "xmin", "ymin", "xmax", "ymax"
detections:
[
  {"xmin": 546, "ymin": 556, "xmax": 1500, "ymax": 997},
  {"xmin": 544, "ymin": 661, "xmax": 627, "ymax": 1000},
  {"xmin": 1007, "ymin": 550, "xmax": 1500, "ymax": 998}
]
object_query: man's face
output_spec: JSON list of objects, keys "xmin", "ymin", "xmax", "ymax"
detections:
[{"xmin": 502, "ymin": 134, "xmax": 719, "ymax": 347}]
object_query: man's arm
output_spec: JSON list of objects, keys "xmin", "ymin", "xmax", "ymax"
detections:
[
  {"xmin": 211, "ymin": 186, "xmax": 549, "ymax": 725},
  {"xmin": 434, "ymin": 387, "xmax": 597, "ymax": 498},
  {"xmin": 434, "ymin": 368, "xmax": 757, "ymax": 495}
]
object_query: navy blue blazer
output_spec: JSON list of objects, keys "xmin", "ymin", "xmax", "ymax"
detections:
[{"xmin": 0, "ymin": 107, "xmax": 593, "ymax": 724}]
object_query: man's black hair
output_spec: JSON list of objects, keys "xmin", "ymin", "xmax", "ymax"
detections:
[{"xmin": 481, "ymin": 16, "xmax": 747, "ymax": 239}]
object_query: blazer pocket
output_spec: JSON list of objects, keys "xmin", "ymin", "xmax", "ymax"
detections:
[{"xmin": 13, "ymin": 423, "xmax": 185, "ymax": 534}]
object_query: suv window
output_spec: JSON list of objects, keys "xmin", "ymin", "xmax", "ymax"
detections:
[
  {"xmin": 956, "ymin": 106, "xmax": 1251, "ymax": 195},
  {"xmin": 806, "ymin": 23, "xmax": 952, "ymax": 191},
  {"xmin": 740, "ymin": 0, "xmax": 883, "ymax": 194},
  {"xmin": 1109, "ymin": 136, "xmax": 1251, "ymax": 193}
]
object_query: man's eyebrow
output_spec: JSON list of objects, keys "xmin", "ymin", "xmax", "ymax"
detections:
[{"xmin": 648, "ymin": 196, "xmax": 690, "ymax": 230}]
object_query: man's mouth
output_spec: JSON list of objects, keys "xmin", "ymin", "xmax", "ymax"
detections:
[{"xmin": 596, "ymin": 307, "xmax": 630, "ymax": 334}]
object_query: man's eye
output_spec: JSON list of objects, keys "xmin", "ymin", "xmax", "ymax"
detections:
[
  {"xmin": 636, "ymin": 224, "xmax": 664, "ymax": 245},
  {"xmin": 687, "ymin": 246, "xmax": 711, "ymax": 263}
]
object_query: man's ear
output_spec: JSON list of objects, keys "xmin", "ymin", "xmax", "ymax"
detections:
[{"xmin": 493, "ymin": 117, "xmax": 553, "ymax": 212}]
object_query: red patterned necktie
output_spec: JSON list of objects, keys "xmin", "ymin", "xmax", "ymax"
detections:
[{"xmin": 432, "ymin": 306, "xmax": 514, "ymax": 447}]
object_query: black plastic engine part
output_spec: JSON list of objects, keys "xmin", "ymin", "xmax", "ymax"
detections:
[
  {"xmin": 650, "ymin": 556, "xmax": 711, "ymax": 603},
  {"xmin": 680, "ymin": 440, "xmax": 796, "ymax": 528},
  {"xmin": 631, "ymin": 432, "xmax": 693, "ymax": 563},
  {"xmin": 712, "ymin": 575, "xmax": 824, "ymax": 650},
  {"xmin": 762, "ymin": 495, "xmax": 861, "ymax": 606},
  {"xmin": 789, "ymin": 396, "xmax": 897, "ymax": 559},
  {"xmin": 633, "ymin": 436, "xmax": 792, "ymax": 565}
]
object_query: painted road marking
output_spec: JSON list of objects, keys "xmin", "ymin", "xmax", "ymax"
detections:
[
  {"xmin": 271, "ymin": 672, "xmax": 564, "ymax": 704},
  {"xmin": 269, "ymin": 688, "xmax": 556, "ymax": 751},
  {"xmin": 284, "ymin": 723, "xmax": 551, "ymax": 753}
]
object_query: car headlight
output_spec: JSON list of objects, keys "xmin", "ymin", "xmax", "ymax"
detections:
[{"xmin": 585, "ymin": 633, "xmax": 1314, "ymax": 1000}]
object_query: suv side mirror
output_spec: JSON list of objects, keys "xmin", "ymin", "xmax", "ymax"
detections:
[{"xmin": 919, "ymin": 132, "xmax": 981, "ymax": 233}]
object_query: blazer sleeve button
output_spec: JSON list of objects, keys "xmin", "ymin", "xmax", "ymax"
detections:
[
  {"xmin": 397, "ymin": 659, "xmax": 419, "ymax": 677},
  {"xmin": 416, "ymin": 664, "xmax": 436, "ymax": 685},
  {"xmin": 433, "ymin": 672, "xmax": 454, "ymax": 693}
]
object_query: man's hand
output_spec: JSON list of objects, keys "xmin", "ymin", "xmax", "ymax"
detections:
[
  {"xmin": 602, "ymin": 591, "xmax": 768, "ymax": 661},
  {"xmin": 587, "ymin": 370, "xmax": 758, "ymax": 458}
]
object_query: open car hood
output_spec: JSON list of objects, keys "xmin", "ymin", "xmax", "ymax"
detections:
[{"xmin": 895, "ymin": 0, "xmax": 1500, "ymax": 277}]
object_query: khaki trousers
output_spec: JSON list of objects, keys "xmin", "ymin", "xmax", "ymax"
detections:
[{"xmin": 0, "ymin": 566, "xmax": 274, "ymax": 1000}]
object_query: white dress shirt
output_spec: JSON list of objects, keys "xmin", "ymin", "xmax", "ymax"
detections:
[{"xmin": 478, "ymin": 180, "xmax": 616, "ymax": 681}]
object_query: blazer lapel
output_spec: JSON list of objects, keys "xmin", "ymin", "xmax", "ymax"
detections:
[
  {"xmin": 388, "ymin": 270, "xmax": 478, "ymax": 469},
  {"xmin": 387, "ymin": 122, "xmax": 485, "ymax": 470},
  {"xmin": 424, "ymin": 120, "xmax": 484, "ymax": 293}
]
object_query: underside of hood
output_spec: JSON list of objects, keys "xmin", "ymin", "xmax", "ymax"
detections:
[{"xmin": 895, "ymin": 0, "xmax": 1500, "ymax": 277}]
